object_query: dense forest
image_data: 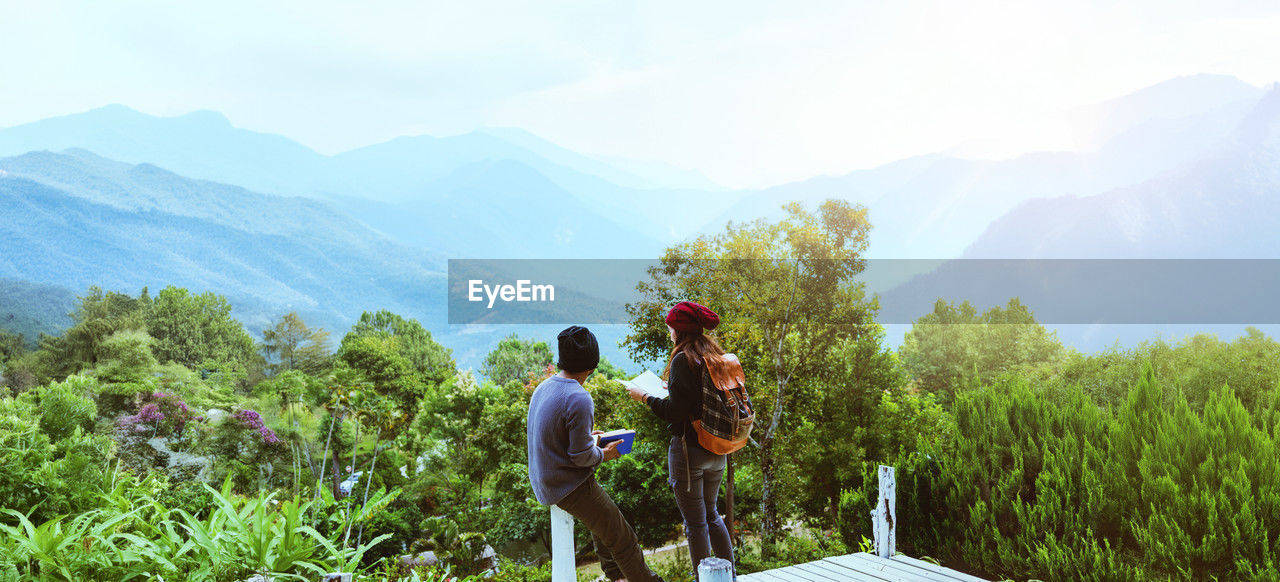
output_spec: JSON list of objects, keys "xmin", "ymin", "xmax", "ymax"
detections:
[{"xmin": 1, "ymin": 201, "xmax": 1278, "ymax": 581}]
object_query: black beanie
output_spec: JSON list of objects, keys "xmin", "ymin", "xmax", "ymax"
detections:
[{"xmin": 557, "ymin": 325, "xmax": 600, "ymax": 373}]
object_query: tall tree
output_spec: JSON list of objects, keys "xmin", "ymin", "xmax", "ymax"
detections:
[
  {"xmin": 33, "ymin": 286, "xmax": 152, "ymax": 380},
  {"xmin": 480, "ymin": 334, "xmax": 552, "ymax": 386},
  {"xmin": 341, "ymin": 310, "xmax": 455, "ymax": 386},
  {"xmin": 0, "ymin": 329, "xmax": 23, "ymax": 370},
  {"xmin": 624, "ymin": 199, "xmax": 876, "ymax": 555},
  {"xmin": 261, "ymin": 312, "xmax": 332, "ymax": 376},
  {"xmin": 899, "ymin": 297, "xmax": 1065, "ymax": 402},
  {"xmin": 147, "ymin": 286, "xmax": 255, "ymax": 371},
  {"xmin": 337, "ymin": 334, "xmax": 420, "ymax": 416}
]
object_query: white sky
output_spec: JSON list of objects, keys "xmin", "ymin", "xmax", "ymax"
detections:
[{"xmin": 2, "ymin": 0, "xmax": 1278, "ymax": 188}]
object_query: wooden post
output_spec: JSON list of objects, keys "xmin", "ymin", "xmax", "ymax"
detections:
[
  {"xmin": 870, "ymin": 465, "xmax": 896, "ymax": 558},
  {"xmin": 550, "ymin": 504, "xmax": 575, "ymax": 582},
  {"xmin": 698, "ymin": 557, "xmax": 734, "ymax": 582}
]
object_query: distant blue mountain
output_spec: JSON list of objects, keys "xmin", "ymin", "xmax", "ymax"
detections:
[
  {"xmin": 0, "ymin": 106, "xmax": 741, "ymax": 255},
  {"xmin": 962, "ymin": 85, "xmax": 1280, "ymax": 259},
  {"xmin": 0, "ymin": 150, "xmax": 445, "ymax": 333},
  {"xmin": 0, "ymin": 150, "xmax": 644, "ymax": 369},
  {"xmin": 477, "ymin": 127, "xmax": 724, "ymax": 192},
  {"xmin": 0, "ymin": 278, "xmax": 75, "ymax": 347},
  {"xmin": 3, "ymin": 75, "xmax": 1277, "ymax": 364},
  {"xmin": 875, "ymin": 84, "xmax": 1280, "ymax": 352},
  {"xmin": 711, "ymin": 75, "xmax": 1267, "ymax": 259},
  {"xmin": 322, "ymin": 157, "xmax": 663, "ymax": 258},
  {"xmin": 1065, "ymin": 74, "xmax": 1264, "ymax": 148},
  {"xmin": 0, "ymin": 105, "xmax": 329, "ymax": 198}
]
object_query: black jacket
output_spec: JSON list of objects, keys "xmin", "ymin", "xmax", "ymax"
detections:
[{"xmin": 645, "ymin": 352, "xmax": 707, "ymax": 451}]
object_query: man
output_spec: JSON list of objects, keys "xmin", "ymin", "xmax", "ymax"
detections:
[{"xmin": 527, "ymin": 325, "xmax": 664, "ymax": 582}]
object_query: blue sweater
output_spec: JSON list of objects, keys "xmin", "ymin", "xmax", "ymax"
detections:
[{"xmin": 527, "ymin": 375, "xmax": 603, "ymax": 505}]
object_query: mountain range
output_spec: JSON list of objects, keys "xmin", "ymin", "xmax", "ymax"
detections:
[
  {"xmin": 714, "ymin": 75, "xmax": 1270, "ymax": 259},
  {"xmin": 1, "ymin": 73, "xmax": 1277, "ymax": 366},
  {"xmin": 0, "ymin": 149, "xmax": 445, "ymax": 334},
  {"xmin": 877, "ymin": 80, "xmax": 1280, "ymax": 349},
  {"xmin": 962, "ymin": 84, "xmax": 1280, "ymax": 259},
  {"xmin": 0, "ymin": 105, "xmax": 739, "ymax": 258}
]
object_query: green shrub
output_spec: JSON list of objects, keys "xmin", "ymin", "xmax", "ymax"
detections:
[
  {"xmin": 650, "ymin": 547, "xmax": 696, "ymax": 582},
  {"xmin": 901, "ymin": 365, "xmax": 1280, "ymax": 581},
  {"xmin": 32, "ymin": 376, "xmax": 98, "ymax": 441},
  {"xmin": 736, "ymin": 529, "xmax": 846, "ymax": 575},
  {"xmin": 155, "ymin": 478, "xmax": 215, "ymax": 520},
  {"xmin": 0, "ymin": 397, "xmax": 115, "ymax": 524},
  {"xmin": 493, "ymin": 558, "xmax": 551, "ymax": 582}
]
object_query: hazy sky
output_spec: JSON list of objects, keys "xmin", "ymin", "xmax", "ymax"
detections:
[{"xmin": 3, "ymin": 0, "xmax": 1279, "ymax": 187}]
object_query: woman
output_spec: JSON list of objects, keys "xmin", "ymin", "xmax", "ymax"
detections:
[{"xmin": 627, "ymin": 301, "xmax": 739, "ymax": 576}]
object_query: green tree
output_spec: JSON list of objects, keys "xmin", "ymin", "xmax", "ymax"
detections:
[
  {"xmin": 1052, "ymin": 327, "xmax": 1280, "ymax": 411},
  {"xmin": 411, "ymin": 372, "xmax": 502, "ymax": 485},
  {"xmin": 480, "ymin": 334, "xmax": 552, "ymax": 386},
  {"xmin": 261, "ymin": 312, "xmax": 332, "ymax": 376},
  {"xmin": 92, "ymin": 329, "xmax": 160, "ymax": 412},
  {"xmin": 783, "ymin": 325, "xmax": 915, "ymax": 527},
  {"xmin": 624, "ymin": 199, "xmax": 877, "ymax": 554},
  {"xmin": 899, "ymin": 297, "xmax": 1065, "ymax": 403},
  {"xmin": 32, "ymin": 286, "xmax": 152, "ymax": 381},
  {"xmin": 594, "ymin": 356, "xmax": 628, "ymax": 380},
  {"xmin": 0, "ymin": 329, "xmax": 28, "ymax": 393},
  {"xmin": 337, "ymin": 334, "xmax": 421, "ymax": 420},
  {"xmin": 341, "ymin": 310, "xmax": 455, "ymax": 386},
  {"xmin": 95, "ymin": 329, "xmax": 159, "ymax": 381},
  {"xmin": 899, "ymin": 364, "xmax": 1280, "ymax": 581},
  {"xmin": 254, "ymin": 369, "xmax": 328, "ymax": 409},
  {"xmin": 147, "ymin": 286, "xmax": 255, "ymax": 372},
  {"xmin": 0, "ymin": 329, "xmax": 23, "ymax": 369}
]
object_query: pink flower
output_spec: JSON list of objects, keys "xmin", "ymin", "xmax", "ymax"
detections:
[
  {"xmin": 137, "ymin": 403, "xmax": 165, "ymax": 423},
  {"xmin": 234, "ymin": 409, "xmax": 279, "ymax": 444}
]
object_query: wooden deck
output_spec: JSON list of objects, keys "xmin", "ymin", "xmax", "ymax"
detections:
[
  {"xmin": 552, "ymin": 466, "xmax": 987, "ymax": 582},
  {"xmin": 737, "ymin": 552, "xmax": 989, "ymax": 582}
]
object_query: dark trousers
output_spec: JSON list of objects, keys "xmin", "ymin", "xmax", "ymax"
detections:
[
  {"xmin": 557, "ymin": 476, "xmax": 661, "ymax": 582},
  {"xmin": 669, "ymin": 436, "xmax": 734, "ymax": 578}
]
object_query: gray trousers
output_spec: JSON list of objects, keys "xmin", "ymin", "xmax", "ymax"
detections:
[{"xmin": 669, "ymin": 436, "xmax": 735, "ymax": 578}]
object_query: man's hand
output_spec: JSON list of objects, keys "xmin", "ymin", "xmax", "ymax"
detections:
[
  {"xmin": 601, "ymin": 439, "xmax": 621, "ymax": 462},
  {"xmin": 626, "ymin": 386, "xmax": 647, "ymax": 403}
]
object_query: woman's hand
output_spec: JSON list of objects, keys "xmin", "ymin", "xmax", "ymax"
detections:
[{"xmin": 626, "ymin": 386, "xmax": 648, "ymax": 403}]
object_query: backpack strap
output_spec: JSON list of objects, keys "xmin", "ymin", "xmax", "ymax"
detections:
[
  {"xmin": 685, "ymin": 365, "xmax": 710, "ymax": 492},
  {"xmin": 683, "ymin": 431, "xmax": 691, "ymax": 493}
]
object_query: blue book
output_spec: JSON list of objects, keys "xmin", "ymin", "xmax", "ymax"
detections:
[{"xmin": 595, "ymin": 429, "xmax": 636, "ymax": 455}]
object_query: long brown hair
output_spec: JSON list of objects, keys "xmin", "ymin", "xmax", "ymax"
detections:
[{"xmin": 664, "ymin": 330, "xmax": 740, "ymax": 389}]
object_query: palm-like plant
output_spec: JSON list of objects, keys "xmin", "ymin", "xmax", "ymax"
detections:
[{"xmin": 0, "ymin": 474, "xmax": 400, "ymax": 580}]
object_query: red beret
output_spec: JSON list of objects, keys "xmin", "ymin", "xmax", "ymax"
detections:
[{"xmin": 666, "ymin": 301, "xmax": 719, "ymax": 333}]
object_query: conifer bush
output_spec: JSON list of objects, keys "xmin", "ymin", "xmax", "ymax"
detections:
[{"xmin": 886, "ymin": 365, "xmax": 1280, "ymax": 581}]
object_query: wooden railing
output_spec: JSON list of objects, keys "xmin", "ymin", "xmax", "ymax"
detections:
[{"xmin": 548, "ymin": 464, "xmax": 898, "ymax": 582}]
